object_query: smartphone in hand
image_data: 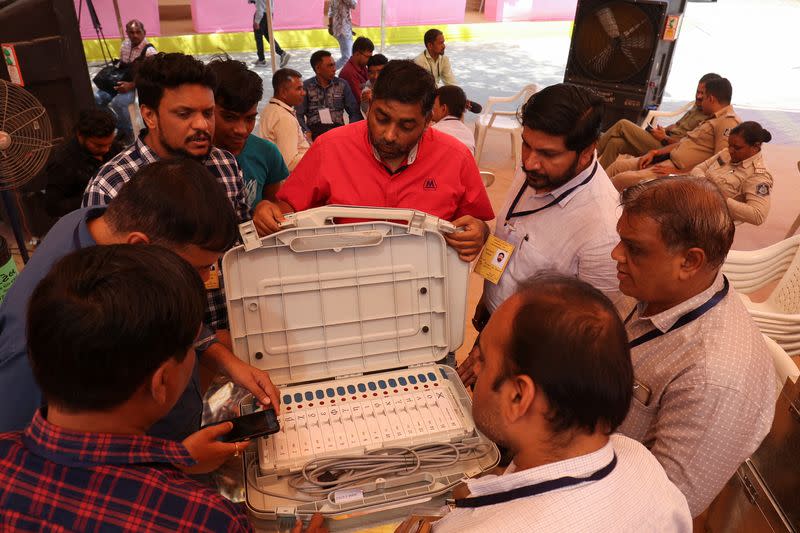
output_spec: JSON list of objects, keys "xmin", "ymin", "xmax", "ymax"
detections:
[{"xmin": 205, "ymin": 408, "xmax": 281, "ymax": 443}]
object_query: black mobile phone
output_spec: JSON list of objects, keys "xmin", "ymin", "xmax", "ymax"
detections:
[{"xmin": 210, "ymin": 408, "xmax": 281, "ymax": 443}]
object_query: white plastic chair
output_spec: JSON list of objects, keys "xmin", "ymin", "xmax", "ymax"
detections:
[
  {"xmin": 784, "ymin": 160, "xmax": 800, "ymax": 239},
  {"xmin": 473, "ymin": 84, "xmax": 539, "ymax": 168},
  {"xmin": 762, "ymin": 335, "xmax": 799, "ymax": 390},
  {"xmin": 639, "ymin": 101, "xmax": 694, "ymax": 129},
  {"xmin": 722, "ymin": 234, "xmax": 800, "ymax": 355},
  {"xmin": 479, "ymin": 171, "xmax": 495, "ymax": 189}
]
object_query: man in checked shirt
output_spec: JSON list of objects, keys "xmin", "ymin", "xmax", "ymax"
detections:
[
  {"xmin": 0, "ymin": 245, "xmax": 253, "ymax": 532},
  {"xmin": 613, "ymin": 177, "xmax": 775, "ymax": 517},
  {"xmin": 81, "ymin": 52, "xmax": 268, "ymax": 399},
  {"xmin": 83, "ymin": 53, "xmax": 250, "ymax": 334}
]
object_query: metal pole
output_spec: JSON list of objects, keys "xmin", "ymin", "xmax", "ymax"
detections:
[
  {"xmin": 1, "ymin": 191, "xmax": 29, "ymax": 263},
  {"xmin": 380, "ymin": 0, "xmax": 386, "ymax": 53},
  {"xmin": 110, "ymin": 0, "xmax": 124, "ymax": 40},
  {"xmin": 267, "ymin": 1, "xmax": 277, "ymax": 73}
]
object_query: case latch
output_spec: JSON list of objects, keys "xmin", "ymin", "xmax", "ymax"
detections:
[
  {"xmin": 408, "ymin": 211, "xmax": 427, "ymax": 236},
  {"xmin": 239, "ymin": 220, "xmax": 262, "ymax": 252}
]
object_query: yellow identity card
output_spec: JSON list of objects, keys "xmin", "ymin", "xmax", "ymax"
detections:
[
  {"xmin": 204, "ymin": 263, "xmax": 220, "ymax": 290},
  {"xmin": 474, "ymin": 235, "xmax": 515, "ymax": 284}
]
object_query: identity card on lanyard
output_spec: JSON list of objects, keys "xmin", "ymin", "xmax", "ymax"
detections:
[
  {"xmin": 474, "ymin": 234, "xmax": 515, "ymax": 284},
  {"xmin": 474, "ymin": 162, "xmax": 598, "ymax": 285}
]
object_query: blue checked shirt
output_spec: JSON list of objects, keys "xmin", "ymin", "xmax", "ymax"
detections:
[
  {"xmin": 82, "ymin": 136, "xmax": 250, "ymax": 330},
  {"xmin": 296, "ymin": 76, "xmax": 362, "ymax": 132}
]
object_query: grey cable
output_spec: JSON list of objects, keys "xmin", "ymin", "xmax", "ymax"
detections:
[
  {"xmin": 246, "ymin": 441, "xmax": 492, "ymax": 503},
  {"xmin": 289, "ymin": 442, "xmax": 492, "ymax": 498}
]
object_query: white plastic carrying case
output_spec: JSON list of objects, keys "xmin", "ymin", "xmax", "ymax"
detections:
[{"xmin": 222, "ymin": 206, "xmax": 499, "ymax": 527}]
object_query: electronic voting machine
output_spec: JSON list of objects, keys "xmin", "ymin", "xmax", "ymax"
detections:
[{"xmin": 222, "ymin": 206, "xmax": 500, "ymax": 524}]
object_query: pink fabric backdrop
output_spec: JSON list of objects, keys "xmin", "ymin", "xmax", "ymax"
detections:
[
  {"xmin": 353, "ymin": 0, "xmax": 466, "ymax": 27},
  {"xmin": 191, "ymin": 0, "xmax": 325, "ymax": 33},
  {"xmin": 74, "ymin": 0, "xmax": 160, "ymax": 39},
  {"xmin": 483, "ymin": 0, "xmax": 577, "ymax": 21}
]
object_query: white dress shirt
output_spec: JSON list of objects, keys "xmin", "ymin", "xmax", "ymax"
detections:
[
  {"xmin": 432, "ymin": 117, "xmax": 475, "ymax": 154},
  {"xmin": 258, "ymin": 98, "xmax": 310, "ymax": 171},
  {"xmin": 433, "ymin": 434, "xmax": 692, "ymax": 533},
  {"xmin": 619, "ymin": 272, "xmax": 776, "ymax": 516},
  {"xmin": 482, "ymin": 158, "xmax": 623, "ymax": 313}
]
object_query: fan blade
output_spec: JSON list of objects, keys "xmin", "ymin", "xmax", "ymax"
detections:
[
  {"xmin": 588, "ymin": 44, "xmax": 615, "ymax": 72},
  {"xmin": 4, "ymin": 106, "xmax": 48, "ymax": 136},
  {"xmin": 621, "ymin": 18, "xmax": 648, "ymax": 39},
  {"xmin": 594, "ymin": 7, "xmax": 620, "ymax": 38}
]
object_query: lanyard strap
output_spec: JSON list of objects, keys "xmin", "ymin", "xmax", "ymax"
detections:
[
  {"xmin": 270, "ymin": 100, "xmax": 298, "ymax": 119},
  {"xmin": 506, "ymin": 162, "xmax": 597, "ymax": 222},
  {"xmin": 626, "ymin": 277, "xmax": 730, "ymax": 349},
  {"xmin": 454, "ymin": 453, "xmax": 617, "ymax": 508}
]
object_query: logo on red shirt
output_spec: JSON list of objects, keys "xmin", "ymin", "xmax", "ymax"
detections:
[{"xmin": 423, "ymin": 178, "xmax": 437, "ymax": 191}]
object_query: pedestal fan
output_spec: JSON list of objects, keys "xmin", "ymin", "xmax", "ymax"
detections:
[{"xmin": 0, "ymin": 78, "xmax": 53, "ymax": 262}]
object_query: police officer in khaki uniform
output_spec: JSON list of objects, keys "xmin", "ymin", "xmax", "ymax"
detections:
[
  {"xmin": 597, "ymin": 73, "xmax": 719, "ymax": 168},
  {"xmin": 691, "ymin": 121, "xmax": 773, "ymax": 225},
  {"xmin": 607, "ymin": 77, "xmax": 741, "ymax": 192}
]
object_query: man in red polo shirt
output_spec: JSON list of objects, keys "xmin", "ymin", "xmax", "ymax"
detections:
[{"xmin": 253, "ymin": 59, "xmax": 494, "ymax": 261}]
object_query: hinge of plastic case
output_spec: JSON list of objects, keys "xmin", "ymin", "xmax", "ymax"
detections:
[
  {"xmin": 335, "ymin": 372, "xmax": 364, "ymax": 380},
  {"xmin": 407, "ymin": 211, "xmax": 427, "ymax": 236},
  {"xmin": 408, "ymin": 362, "xmax": 433, "ymax": 368},
  {"xmin": 238, "ymin": 220, "xmax": 261, "ymax": 252}
]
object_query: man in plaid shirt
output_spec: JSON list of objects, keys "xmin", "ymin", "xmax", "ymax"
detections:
[
  {"xmin": 83, "ymin": 52, "xmax": 250, "ymax": 333},
  {"xmin": 0, "ymin": 245, "xmax": 252, "ymax": 532},
  {"xmin": 297, "ymin": 50, "xmax": 362, "ymax": 140}
]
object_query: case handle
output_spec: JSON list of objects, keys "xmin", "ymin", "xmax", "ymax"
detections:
[
  {"xmin": 279, "ymin": 205, "xmax": 458, "ymax": 235},
  {"xmin": 283, "ymin": 230, "xmax": 388, "ymax": 253}
]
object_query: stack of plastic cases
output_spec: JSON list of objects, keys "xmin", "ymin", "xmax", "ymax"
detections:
[{"xmin": 222, "ymin": 206, "xmax": 500, "ymax": 525}]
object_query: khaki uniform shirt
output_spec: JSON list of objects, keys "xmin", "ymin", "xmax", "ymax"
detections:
[
  {"xmin": 668, "ymin": 107, "xmax": 711, "ymax": 138},
  {"xmin": 618, "ymin": 273, "xmax": 775, "ymax": 517},
  {"xmin": 670, "ymin": 105, "xmax": 740, "ymax": 170},
  {"xmin": 691, "ymin": 150, "xmax": 773, "ymax": 225}
]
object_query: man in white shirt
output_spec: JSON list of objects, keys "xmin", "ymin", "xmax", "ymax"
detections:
[
  {"xmin": 431, "ymin": 85, "xmax": 475, "ymax": 154},
  {"xmin": 259, "ymin": 68, "xmax": 310, "ymax": 171},
  {"xmin": 613, "ymin": 177, "xmax": 775, "ymax": 517},
  {"xmin": 459, "ymin": 83, "xmax": 622, "ymax": 387},
  {"xmin": 296, "ymin": 278, "xmax": 691, "ymax": 533},
  {"xmin": 434, "ymin": 276, "xmax": 691, "ymax": 532}
]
